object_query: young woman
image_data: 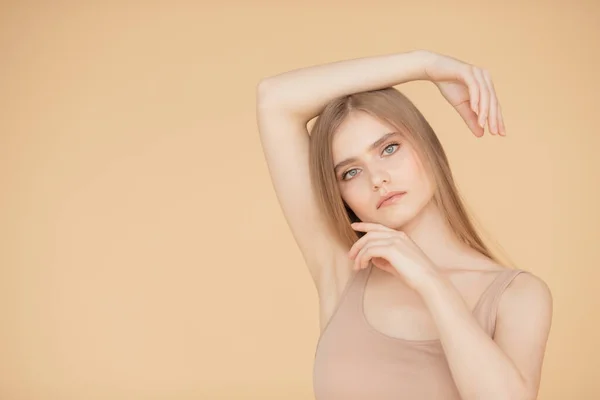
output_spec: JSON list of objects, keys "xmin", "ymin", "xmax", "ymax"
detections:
[{"xmin": 255, "ymin": 49, "xmax": 553, "ymax": 400}]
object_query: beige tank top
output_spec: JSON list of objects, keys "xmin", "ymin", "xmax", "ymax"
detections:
[{"xmin": 313, "ymin": 264, "xmax": 527, "ymax": 400}]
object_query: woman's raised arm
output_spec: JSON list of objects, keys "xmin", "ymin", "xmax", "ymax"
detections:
[
  {"xmin": 258, "ymin": 49, "xmax": 503, "ymax": 136},
  {"xmin": 257, "ymin": 49, "xmax": 430, "ymax": 123}
]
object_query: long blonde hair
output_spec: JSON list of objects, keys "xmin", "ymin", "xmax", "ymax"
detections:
[{"xmin": 308, "ymin": 87, "xmax": 513, "ymax": 268}]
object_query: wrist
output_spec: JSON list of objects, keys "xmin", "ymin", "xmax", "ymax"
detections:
[
  {"xmin": 413, "ymin": 267, "xmax": 446, "ymax": 295},
  {"xmin": 405, "ymin": 49, "xmax": 436, "ymax": 82}
]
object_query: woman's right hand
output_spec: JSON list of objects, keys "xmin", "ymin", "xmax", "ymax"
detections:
[{"xmin": 419, "ymin": 50, "xmax": 505, "ymax": 137}]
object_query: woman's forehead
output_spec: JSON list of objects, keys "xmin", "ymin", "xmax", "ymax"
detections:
[{"xmin": 334, "ymin": 112, "xmax": 393, "ymax": 137}]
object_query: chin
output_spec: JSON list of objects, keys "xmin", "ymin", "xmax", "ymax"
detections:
[
  {"xmin": 387, "ymin": 219, "xmax": 410, "ymax": 231},
  {"xmin": 384, "ymin": 209, "xmax": 419, "ymax": 230}
]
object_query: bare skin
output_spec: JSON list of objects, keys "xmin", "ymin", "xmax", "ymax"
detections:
[
  {"xmin": 331, "ymin": 109, "xmax": 507, "ymax": 340},
  {"xmin": 256, "ymin": 50, "xmax": 551, "ymax": 399},
  {"xmin": 256, "ymin": 49, "xmax": 506, "ymax": 335}
]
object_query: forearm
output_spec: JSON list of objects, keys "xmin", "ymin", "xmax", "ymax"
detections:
[
  {"xmin": 257, "ymin": 49, "xmax": 431, "ymax": 122},
  {"xmin": 418, "ymin": 274, "xmax": 528, "ymax": 400}
]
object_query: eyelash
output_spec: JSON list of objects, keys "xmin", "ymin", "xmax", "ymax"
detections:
[{"xmin": 341, "ymin": 142, "xmax": 401, "ymax": 181}]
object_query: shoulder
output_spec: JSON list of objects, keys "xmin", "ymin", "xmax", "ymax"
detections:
[
  {"xmin": 503, "ymin": 271, "xmax": 553, "ymax": 305},
  {"xmin": 497, "ymin": 270, "xmax": 553, "ymax": 325}
]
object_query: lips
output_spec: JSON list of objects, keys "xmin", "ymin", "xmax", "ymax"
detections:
[{"xmin": 377, "ymin": 191, "xmax": 406, "ymax": 209}]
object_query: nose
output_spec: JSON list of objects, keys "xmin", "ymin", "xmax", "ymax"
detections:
[{"xmin": 372, "ymin": 171, "xmax": 390, "ymax": 191}]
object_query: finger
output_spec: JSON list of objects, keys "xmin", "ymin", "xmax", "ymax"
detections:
[
  {"xmin": 498, "ymin": 103, "xmax": 506, "ymax": 135},
  {"xmin": 473, "ymin": 68, "xmax": 489, "ymax": 130},
  {"xmin": 461, "ymin": 66, "xmax": 479, "ymax": 114},
  {"xmin": 348, "ymin": 230, "xmax": 393, "ymax": 260},
  {"xmin": 455, "ymin": 101, "xmax": 484, "ymax": 138},
  {"xmin": 355, "ymin": 241, "xmax": 389, "ymax": 270},
  {"xmin": 358, "ymin": 245, "xmax": 376, "ymax": 270},
  {"xmin": 482, "ymin": 70, "xmax": 499, "ymax": 135},
  {"xmin": 362, "ymin": 244, "xmax": 393, "ymax": 270},
  {"xmin": 351, "ymin": 222, "xmax": 395, "ymax": 232},
  {"xmin": 355, "ymin": 245, "xmax": 370, "ymax": 270}
]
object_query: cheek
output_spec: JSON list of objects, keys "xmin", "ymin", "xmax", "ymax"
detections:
[
  {"xmin": 402, "ymin": 155, "xmax": 433, "ymax": 195},
  {"xmin": 390, "ymin": 152, "xmax": 420, "ymax": 182},
  {"xmin": 340, "ymin": 184, "xmax": 367, "ymax": 208},
  {"xmin": 390, "ymin": 153, "xmax": 433, "ymax": 198},
  {"xmin": 338, "ymin": 184, "xmax": 373, "ymax": 221}
]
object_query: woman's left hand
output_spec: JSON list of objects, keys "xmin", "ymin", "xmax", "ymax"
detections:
[
  {"xmin": 348, "ymin": 221, "xmax": 438, "ymax": 291},
  {"xmin": 420, "ymin": 50, "xmax": 505, "ymax": 137}
]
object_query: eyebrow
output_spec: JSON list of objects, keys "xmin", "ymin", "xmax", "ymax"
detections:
[{"xmin": 333, "ymin": 131, "xmax": 399, "ymax": 174}]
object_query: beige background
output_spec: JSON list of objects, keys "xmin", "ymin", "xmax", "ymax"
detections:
[{"xmin": 1, "ymin": 1, "xmax": 598, "ymax": 399}]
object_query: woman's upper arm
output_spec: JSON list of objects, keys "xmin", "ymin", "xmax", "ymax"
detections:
[
  {"xmin": 494, "ymin": 273, "xmax": 553, "ymax": 398},
  {"xmin": 256, "ymin": 89, "xmax": 349, "ymax": 293}
]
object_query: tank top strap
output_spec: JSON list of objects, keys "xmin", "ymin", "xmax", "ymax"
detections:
[
  {"xmin": 473, "ymin": 268, "xmax": 528, "ymax": 337},
  {"xmin": 341, "ymin": 265, "xmax": 371, "ymax": 307},
  {"xmin": 319, "ymin": 266, "xmax": 370, "ymax": 336}
]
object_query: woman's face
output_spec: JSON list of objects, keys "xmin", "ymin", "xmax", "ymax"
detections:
[{"xmin": 331, "ymin": 111, "xmax": 435, "ymax": 228}]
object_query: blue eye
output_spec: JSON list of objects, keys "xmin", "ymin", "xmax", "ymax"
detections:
[
  {"xmin": 341, "ymin": 143, "xmax": 400, "ymax": 181},
  {"xmin": 383, "ymin": 143, "xmax": 399, "ymax": 155},
  {"xmin": 342, "ymin": 169, "xmax": 358, "ymax": 180}
]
